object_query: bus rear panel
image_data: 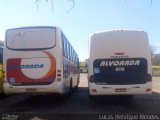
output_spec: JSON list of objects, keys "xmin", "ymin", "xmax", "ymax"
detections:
[
  {"xmin": 4, "ymin": 26, "xmax": 79, "ymax": 95},
  {"xmin": 88, "ymin": 30, "xmax": 152, "ymax": 96}
]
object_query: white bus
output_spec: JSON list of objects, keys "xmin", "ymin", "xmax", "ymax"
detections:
[
  {"xmin": 3, "ymin": 26, "xmax": 79, "ymax": 95},
  {"xmin": 88, "ymin": 30, "xmax": 152, "ymax": 98}
]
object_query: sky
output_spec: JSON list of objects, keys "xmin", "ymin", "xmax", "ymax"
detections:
[{"xmin": 0, "ymin": 0, "xmax": 160, "ymax": 61}]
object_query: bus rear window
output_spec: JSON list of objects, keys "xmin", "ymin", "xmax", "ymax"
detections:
[
  {"xmin": 6, "ymin": 28, "xmax": 56, "ymax": 50},
  {"xmin": 93, "ymin": 58, "xmax": 149, "ymax": 84}
]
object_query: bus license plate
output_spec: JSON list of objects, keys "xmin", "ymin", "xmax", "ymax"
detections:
[
  {"xmin": 115, "ymin": 88, "xmax": 127, "ymax": 92},
  {"xmin": 26, "ymin": 88, "xmax": 37, "ymax": 92}
]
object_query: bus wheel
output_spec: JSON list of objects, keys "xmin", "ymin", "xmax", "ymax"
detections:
[
  {"xmin": 75, "ymin": 76, "xmax": 79, "ymax": 89},
  {"xmin": 75, "ymin": 83, "xmax": 79, "ymax": 89},
  {"xmin": 0, "ymin": 93, "xmax": 7, "ymax": 98},
  {"xmin": 64, "ymin": 80, "xmax": 73, "ymax": 97},
  {"xmin": 88, "ymin": 90, "xmax": 94, "ymax": 100},
  {"xmin": 126, "ymin": 95, "xmax": 134, "ymax": 99},
  {"xmin": 123, "ymin": 95, "xmax": 134, "ymax": 99},
  {"xmin": 88, "ymin": 95, "xmax": 93, "ymax": 99},
  {"xmin": 68, "ymin": 79, "xmax": 73, "ymax": 96}
]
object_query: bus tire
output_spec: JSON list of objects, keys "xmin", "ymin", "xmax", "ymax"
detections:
[
  {"xmin": 68, "ymin": 79, "xmax": 73, "ymax": 96},
  {"xmin": 88, "ymin": 89, "xmax": 94, "ymax": 100},
  {"xmin": 64, "ymin": 80, "xmax": 73, "ymax": 97},
  {"xmin": 75, "ymin": 76, "xmax": 79, "ymax": 88},
  {"xmin": 88, "ymin": 95, "xmax": 93, "ymax": 99},
  {"xmin": 122, "ymin": 95, "xmax": 134, "ymax": 99},
  {"xmin": 126, "ymin": 95, "xmax": 134, "ymax": 99},
  {"xmin": 0, "ymin": 93, "xmax": 7, "ymax": 98}
]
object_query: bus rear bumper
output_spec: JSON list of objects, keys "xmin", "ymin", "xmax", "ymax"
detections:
[
  {"xmin": 88, "ymin": 82, "xmax": 152, "ymax": 96},
  {"xmin": 3, "ymin": 82, "xmax": 65, "ymax": 95}
]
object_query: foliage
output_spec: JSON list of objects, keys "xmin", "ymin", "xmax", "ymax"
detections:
[{"xmin": 36, "ymin": 0, "xmax": 75, "ymax": 13}]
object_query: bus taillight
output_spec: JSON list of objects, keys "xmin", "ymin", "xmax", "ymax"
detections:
[
  {"xmin": 92, "ymin": 89, "xmax": 97, "ymax": 93},
  {"xmin": 57, "ymin": 74, "xmax": 61, "ymax": 77},
  {"xmin": 56, "ymin": 78, "xmax": 61, "ymax": 81},
  {"xmin": 89, "ymin": 75, "xmax": 94, "ymax": 82},
  {"xmin": 146, "ymin": 88, "xmax": 152, "ymax": 92},
  {"xmin": 57, "ymin": 70, "xmax": 61, "ymax": 73},
  {"xmin": 56, "ymin": 69, "xmax": 62, "ymax": 82}
]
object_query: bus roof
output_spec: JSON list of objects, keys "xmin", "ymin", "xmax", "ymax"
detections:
[
  {"xmin": 6, "ymin": 26, "xmax": 59, "ymax": 31},
  {"xmin": 90, "ymin": 29, "xmax": 146, "ymax": 36}
]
